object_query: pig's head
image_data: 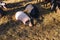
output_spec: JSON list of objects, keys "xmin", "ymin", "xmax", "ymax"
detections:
[{"xmin": 25, "ymin": 19, "xmax": 33, "ymax": 27}]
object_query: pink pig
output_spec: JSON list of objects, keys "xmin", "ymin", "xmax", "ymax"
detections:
[{"xmin": 15, "ymin": 11, "xmax": 32, "ymax": 27}]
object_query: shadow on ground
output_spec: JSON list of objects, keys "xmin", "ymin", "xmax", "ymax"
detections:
[{"xmin": 0, "ymin": 20, "xmax": 21, "ymax": 35}]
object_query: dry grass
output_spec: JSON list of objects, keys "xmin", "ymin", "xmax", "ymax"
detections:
[{"xmin": 0, "ymin": 0, "xmax": 60, "ymax": 40}]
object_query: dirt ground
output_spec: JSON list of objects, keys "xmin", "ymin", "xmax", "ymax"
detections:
[{"xmin": 0, "ymin": 0, "xmax": 60, "ymax": 40}]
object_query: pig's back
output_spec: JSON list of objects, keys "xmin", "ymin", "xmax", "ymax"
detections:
[{"xmin": 15, "ymin": 11, "xmax": 30, "ymax": 22}]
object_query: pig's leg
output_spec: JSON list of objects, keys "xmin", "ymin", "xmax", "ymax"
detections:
[{"xmin": 30, "ymin": 18, "xmax": 34, "ymax": 26}]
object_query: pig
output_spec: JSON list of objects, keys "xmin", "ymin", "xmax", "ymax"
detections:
[
  {"xmin": 24, "ymin": 4, "xmax": 40, "ymax": 19},
  {"xmin": 15, "ymin": 11, "xmax": 33, "ymax": 27}
]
